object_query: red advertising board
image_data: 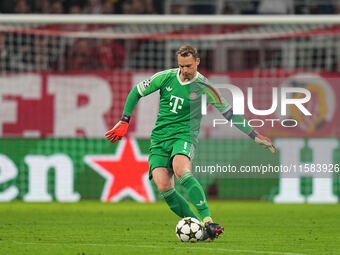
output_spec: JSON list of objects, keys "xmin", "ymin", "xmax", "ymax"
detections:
[{"xmin": 0, "ymin": 69, "xmax": 339, "ymax": 138}]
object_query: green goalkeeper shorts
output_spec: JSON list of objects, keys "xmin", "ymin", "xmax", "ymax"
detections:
[{"xmin": 148, "ymin": 139, "xmax": 195, "ymax": 179}]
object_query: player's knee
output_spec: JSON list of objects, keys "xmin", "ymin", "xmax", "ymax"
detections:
[
  {"xmin": 174, "ymin": 170, "xmax": 190, "ymax": 180},
  {"xmin": 152, "ymin": 167, "xmax": 174, "ymax": 192},
  {"xmin": 156, "ymin": 182, "xmax": 173, "ymax": 192},
  {"xmin": 173, "ymin": 155, "xmax": 191, "ymax": 178}
]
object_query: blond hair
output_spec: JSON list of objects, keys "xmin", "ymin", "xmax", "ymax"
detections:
[{"xmin": 176, "ymin": 45, "xmax": 198, "ymax": 59}]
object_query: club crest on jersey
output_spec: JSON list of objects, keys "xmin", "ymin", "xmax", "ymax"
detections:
[
  {"xmin": 139, "ymin": 79, "xmax": 151, "ymax": 92},
  {"xmin": 189, "ymin": 92, "xmax": 197, "ymax": 100}
]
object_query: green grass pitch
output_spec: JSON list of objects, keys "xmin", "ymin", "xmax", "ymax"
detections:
[{"xmin": 0, "ymin": 201, "xmax": 339, "ymax": 255}]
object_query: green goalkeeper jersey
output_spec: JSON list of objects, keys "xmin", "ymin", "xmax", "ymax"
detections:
[{"xmin": 134, "ymin": 68, "xmax": 231, "ymax": 146}]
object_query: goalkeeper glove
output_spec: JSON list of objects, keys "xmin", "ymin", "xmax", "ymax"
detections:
[
  {"xmin": 105, "ymin": 115, "xmax": 130, "ymax": 143},
  {"xmin": 249, "ymin": 130, "xmax": 277, "ymax": 154}
]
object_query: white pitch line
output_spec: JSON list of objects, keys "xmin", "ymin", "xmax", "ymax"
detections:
[{"xmin": 11, "ymin": 241, "xmax": 308, "ymax": 255}]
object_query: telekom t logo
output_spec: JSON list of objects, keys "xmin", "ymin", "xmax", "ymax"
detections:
[{"xmin": 170, "ymin": 95, "xmax": 184, "ymax": 114}]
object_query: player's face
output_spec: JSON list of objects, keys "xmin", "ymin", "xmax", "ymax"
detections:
[{"xmin": 177, "ymin": 55, "xmax": 200, "ymax": 81}]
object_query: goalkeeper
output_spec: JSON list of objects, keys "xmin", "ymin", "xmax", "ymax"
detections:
[{"xmin": 105, "ymin": 45, "xmax": 277, "ymax": 241}]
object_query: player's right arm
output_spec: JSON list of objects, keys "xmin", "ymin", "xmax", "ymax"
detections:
[{"xmin": 105, "ymin": 71, "xmax": 167, "ymax": 143}]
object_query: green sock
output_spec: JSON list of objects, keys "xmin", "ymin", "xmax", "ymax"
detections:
[
  {"xmin": 179, "ymin": 172, "xmax": 211, "ymax": 219},
  {"xmin": 161, "ymin": 187, "xmax": 200, "ymax": 220}
]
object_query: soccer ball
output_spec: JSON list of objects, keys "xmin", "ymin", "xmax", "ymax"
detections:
[{"xmin": 175, "ymin": 217, "xmax": 203, "ymax": 242}]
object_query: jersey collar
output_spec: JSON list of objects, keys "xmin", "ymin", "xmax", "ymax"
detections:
[{"xmin": 176, "ymin": 68, "xmax": 199, "ymax": 85}]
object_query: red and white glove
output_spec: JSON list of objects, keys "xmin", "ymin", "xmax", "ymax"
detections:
[
  {"xmin": 249, "ymin": 130, "xmax": 277, "ymax": 154},
  {"xmin": 105, "ymin": 115, "xmax": 130, "ymax": 143}
]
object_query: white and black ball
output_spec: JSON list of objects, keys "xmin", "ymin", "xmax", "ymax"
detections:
[{"xmin": 175, "ymin": 217, "xmax": 203, "ymax": 242}]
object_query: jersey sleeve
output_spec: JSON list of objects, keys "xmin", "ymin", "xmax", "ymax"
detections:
[
  {"xmin": 136, "ymin": 71, "xmax": 168, "ymax": 97},
  {"xmin": 122, "ymin": 86, "xmax": 141, "ymax": 116},
  {"xmin": 200, "ymin": 78, "xmax": 231, "ymax": 114},
  {"xmin": 199, "ymin": 77, "xmax": 254, "ymax": 136}
]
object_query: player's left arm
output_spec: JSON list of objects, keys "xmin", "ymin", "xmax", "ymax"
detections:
[
  {"xmin": 223, "ymin": 109, "xmax": 277, "ymax": 154},
  {"xmin": 204, "ymin": 81, "xmax": 277, "ymax": 154},
  {"xmin": 105, "ymin": 71, "xmax": 168, "ymax": 143}
]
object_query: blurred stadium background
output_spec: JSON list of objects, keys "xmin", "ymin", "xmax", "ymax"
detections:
[{"xmin": 0, "ymin": 0, "xmax": 340, "ymax": 204}]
